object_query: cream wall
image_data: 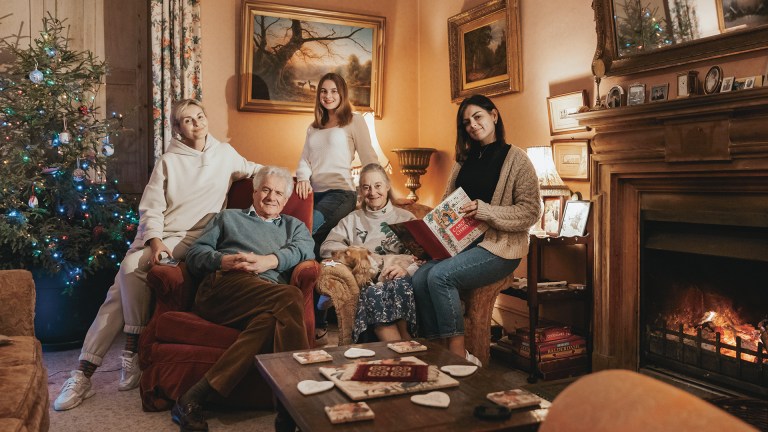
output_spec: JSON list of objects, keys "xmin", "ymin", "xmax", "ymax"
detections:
[{"xmin": 199, "ymin": 0, "xmax": 419, "ymax": 200}]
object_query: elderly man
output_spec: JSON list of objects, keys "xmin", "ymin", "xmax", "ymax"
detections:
[{"xmin": 171, "ymin": 166, "xmax": 313, "ymax": 432}]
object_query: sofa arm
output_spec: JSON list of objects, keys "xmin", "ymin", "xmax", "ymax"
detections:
[
  {"xmin": 316, "ymin": 264, "xmax": 360, "ymax": 346},
  {"xmin": 0, "ymin": 270, "xmax": 35, "ymax": 336},
  {"xmin": 146, "ymin": 263, "xmax": 198, "ymax": 314}
]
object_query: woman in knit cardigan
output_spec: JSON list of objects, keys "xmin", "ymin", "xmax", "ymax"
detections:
[{"xmin": 412, "ymin": 94, "xmax": 541, "ymax": 364}]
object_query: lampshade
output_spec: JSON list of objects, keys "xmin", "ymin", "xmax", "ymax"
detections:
[
  {"xmin": 526, "ymin": 146, "xmax": 570, "ymax": 197},
  {"xmin": 351, "ymin": 112, "xmax": 392, "ymax": 185}
]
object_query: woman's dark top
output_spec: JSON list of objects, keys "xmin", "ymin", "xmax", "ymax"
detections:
[{"xmin": 455, "ymin": 140, "xmax": 511, "ymax": 203}]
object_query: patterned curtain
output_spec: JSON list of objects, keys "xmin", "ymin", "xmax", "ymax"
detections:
[{"xmin": 150, "ymin": 0, "xmax": 203, "ymax": 160}]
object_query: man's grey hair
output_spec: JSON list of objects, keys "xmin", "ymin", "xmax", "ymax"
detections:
[{"xmin": 252, "ymin": 166, "xmax": 294, "ymax": 199}]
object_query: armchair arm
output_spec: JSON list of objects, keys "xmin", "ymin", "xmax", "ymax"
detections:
[
  {"xmin": 316, "ymin": 264, "xmax": 360, "ymax": 346},
  {"xmin": 0, "ymin": 270, "xmax": 35, "ymax": 336},
  {"xmin": 145, "ymin": 262, "xmax": 198, "ymax": 314},
  {"xmin": 289, "ymin": 260, "xmax": 321, "ymax": 347}
]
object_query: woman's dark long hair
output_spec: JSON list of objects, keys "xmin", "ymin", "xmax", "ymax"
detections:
[
  {"xmin": 454, "ymin": 94, "xmax": 505, "ymax": 162},
  {"xmin": 312, "ymin": 72, "xmax": 354, "ymax": 129}
]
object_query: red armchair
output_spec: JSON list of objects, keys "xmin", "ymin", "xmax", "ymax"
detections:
[{"xmin": 138, "ymin": 178, "xmax": 320, "ymax": 411}]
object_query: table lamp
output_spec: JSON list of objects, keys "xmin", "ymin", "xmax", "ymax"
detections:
[
  {"xmin": 351, "ymin": 112, "xmax": 392, "ymax": 186},
  {"xmin": 526, "ymin": 146, "xmax": 571, "ymax": 197},
  {"xmin": 391, "ymin": 147, "xmax": 436, "ymax": 201}
]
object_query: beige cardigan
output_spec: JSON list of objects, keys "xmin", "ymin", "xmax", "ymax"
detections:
[{"xmin": 444, "ymin": 144, "xmax": 541, "ymax": 260}]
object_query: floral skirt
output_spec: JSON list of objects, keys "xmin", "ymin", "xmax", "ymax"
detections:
[{"xmin": 352, "ymin": 277, "xmax": 417, "ymax": 342}]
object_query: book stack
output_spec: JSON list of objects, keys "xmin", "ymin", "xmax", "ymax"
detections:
[{"xmin": 495, "ymin": 323, "xmax": 589, "ymax": 380}]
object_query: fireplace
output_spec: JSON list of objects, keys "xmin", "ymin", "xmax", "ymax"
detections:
[
  {"xmin": 573, "ymin": 87, "xmax": 768, "ymax": 394},
  {"xmin": 639, "ymin": 193, "xmax": 768, "ymax": 397}
]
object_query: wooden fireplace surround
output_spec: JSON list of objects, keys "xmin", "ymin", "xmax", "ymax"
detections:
[{"xmin": 573, "ymin": 87, "xmax": 768, "ymax": 372}]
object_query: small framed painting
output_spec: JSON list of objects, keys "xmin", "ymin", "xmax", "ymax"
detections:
[
  {"xmin": 552, "ymin": 139, "xmax": 590, "ymax": 180},
  {"xmin": 627, "ymin": 83, "xmax": 646, "ymax": 105},
  {"xmin": 650, "ymin": 84, "xmax": 668, "ymax": 102},
  {"xmin": 559, "ymin": 200, "xmax": 591, "ymax": 237},
  {"xmin": 546, "ymin": 90, "xmax": 589, "ymax": 135},
  {"xmin": 542, "ymin": 196, "xmax": 566, "ymax": 236}
]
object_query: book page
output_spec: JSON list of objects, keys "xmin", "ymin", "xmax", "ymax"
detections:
[{"xmin": 423, "ymin": 187, "xmax": 488, "ymax": 255}]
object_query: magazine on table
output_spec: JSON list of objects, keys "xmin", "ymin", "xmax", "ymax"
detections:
[{"xmin": 386, "ymin": 187, "xmax": 488, "ymax": 260}]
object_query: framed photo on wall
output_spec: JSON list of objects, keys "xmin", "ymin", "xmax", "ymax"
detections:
[
  {"xmin": 546, "ymin": 90, "xmax": 589, "ymax": 135},
  {"xmin": 448, "ymin": 0, "xmax": 522, "ymax": 102},
  {"xmin": 552, "ymin": 139, "xmax": 590, "ymax": 180},
  {"xmin": 238, "ymin": 1, "xmax": 385, "ymax": 116},
  {"xmin": 559, "ymin": 200, "xmax": 591, "ymax": 237}
]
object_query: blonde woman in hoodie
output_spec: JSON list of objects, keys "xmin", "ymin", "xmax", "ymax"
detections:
[{"xmin": 54, "ymin": 99, "xmax": 262, "ymax": 411}]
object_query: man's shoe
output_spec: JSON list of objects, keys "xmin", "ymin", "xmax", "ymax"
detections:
[
  {"xmin": 53, "ymin": 370, "xmax": 95, "ymax": 411},
  {"xmin": 118, "ymin": 350, "xmax": 141, "ymax": 391},
  {"xmin": 314, "ymin": 328, "xmax": 328, "ymax": 347},
  {"xmin": 171, "ymin": 400, "xmax": 208, "ymax": 431}
]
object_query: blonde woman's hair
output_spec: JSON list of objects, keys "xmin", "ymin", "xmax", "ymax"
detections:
[{"xmin": 170, "ymin": 99, "xmax": 206, "ymax": 133}]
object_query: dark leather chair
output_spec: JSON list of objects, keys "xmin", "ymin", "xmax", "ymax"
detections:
[{"xmin": 138, "ymin": 178, "xmax": 320, "ymax": 411}]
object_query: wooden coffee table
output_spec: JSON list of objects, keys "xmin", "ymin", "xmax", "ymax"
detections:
[{"xmin": 255, "ymin": 340, "xmax": 548, "ymax": 431}]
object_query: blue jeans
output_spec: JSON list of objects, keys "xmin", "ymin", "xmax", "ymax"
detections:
[{"xmin": 412, "ymin": 246, "xmax": 521, "ymax": 339}]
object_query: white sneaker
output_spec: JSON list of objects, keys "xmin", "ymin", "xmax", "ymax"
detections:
[
  {"xmin": 465, "ymin": 350, "xmax": 483, "ymax": 367},
  {"xmin": 118, "ymin": 350, "xmax": 141, "ymax": 391},
  {"xmin": 54, "ymin": 370, "xmax": 95, "ymax": 411}
]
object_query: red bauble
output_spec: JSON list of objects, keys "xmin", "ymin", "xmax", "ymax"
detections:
[
  {"xmin": 93, "ymin": 225, "xmax": 105, "ymax": 238},
  {"xmin": 125, "ymin": 223, "xmax": 136, "ymax": 232},
  {"xmin": 79, "ymin": 105, "xmax": 89, "ymax": 115}
]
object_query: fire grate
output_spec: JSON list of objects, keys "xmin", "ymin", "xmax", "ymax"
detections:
[
  {"xmin": 706, "ymin": 397, "xmax": 768, "ymax": 431},
  {"xmin": 645, "ymin": 323, "xmax": 768, "ymax": 398}
]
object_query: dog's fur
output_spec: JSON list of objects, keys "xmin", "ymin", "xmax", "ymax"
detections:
[{"xmin": 331, "ymin": 247, "xmax": 416, "ymax": 287}]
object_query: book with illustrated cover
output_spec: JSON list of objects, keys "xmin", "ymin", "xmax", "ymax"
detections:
[
  {"xmin": 387, "ymin": 340, "xmax": 427, "ymax": 353},
  {"xmin": 292, "ymin": 350, "xmax": 333, "ymax": 364},
  {"xmin": 387, "ymin": 187, "xmax": 488, "ymax": 260},
  {"xmin": 318, "ymin": 356, "xmax": 459, "ymax": 401},
  {"xmin": 324, "ymin": 402, "xmax": 375, "ymax": 424},
  {"xmin": 487, "ymin": 389, "xmax": 542, "ymax": 410}
]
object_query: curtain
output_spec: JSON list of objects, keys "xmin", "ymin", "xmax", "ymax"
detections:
[{"xmin": 150, "ymin": 0, "xmax": 203, "ymax": 159}]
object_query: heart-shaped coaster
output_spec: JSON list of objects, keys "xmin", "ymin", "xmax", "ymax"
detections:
[
  {"xmin": 410, "ymin": 391, "xmax": 450, "ymax": 408},
  {"xmin": 440, "ymin": 365, "xmax": 478, "ymax": 377},
  {"xmin": 297, "ymin": 380, "xmax": 334, "ymax": 395},
  {"xmin": 344, "ymin": 347, "xmax": 376, "ymax": 358}
]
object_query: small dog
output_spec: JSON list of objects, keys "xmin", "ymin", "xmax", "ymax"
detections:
[{"xmin": 331, "ymin": 247, "xmax": 416, "ymax": 287}]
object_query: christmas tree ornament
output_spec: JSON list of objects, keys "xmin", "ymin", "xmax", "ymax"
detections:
[
  {"xmin": 102, "ymin": 136, "xmax": 114, "ymax": 157},
  {"xmin": 59, "ymin": 118, "xmax": 70, "ymax": 143},
  {"xmin": 28, "ymin": 194, "xmax": 38, "ymax": 208},
  {"xmin": 41, "ymin": 166, "xmax": 60, "ymax": 175},
  {"xmin": 45, "ymin": 47, "xmax": 57, "ymax": 57},
  {"xmin": 79, "ymin": 105, "xmax": 89, "ymax": 116},
  {"xmin": 29, "ymin": 68, "xmax": 44, "ymax": 84},
  {"xmin": 72, "ymin": 158, "xmax": 86, "ymax": 182}
]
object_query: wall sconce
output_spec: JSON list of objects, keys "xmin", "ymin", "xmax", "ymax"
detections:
[
  {"xmin": 391, "ymin": 147, "xmax": 436, "ymax": 202},
  {"xmin": 351, "ymin": 112, "xmax": 392, "ymax": 187},
  {"xmin": 526, "ymin": 146, "xmax": 570, "ymax": 197}
]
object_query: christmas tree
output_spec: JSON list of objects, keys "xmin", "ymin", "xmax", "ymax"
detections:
[
  {"xmin": 0, "ymin": 14, "xmax": 138, "ymax": 292},
  {"xmin": 616, "ymin": 0, "xmax": 672, "ymax": 56}
]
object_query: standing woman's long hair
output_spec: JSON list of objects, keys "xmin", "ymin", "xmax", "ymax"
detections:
[
  {"xmin": 454, "ymin": 94, "xmax": 506, "ymax": 162},
  {"xmin": 312, "ymin": 72, "xmax": 354, "ymax": 129}
]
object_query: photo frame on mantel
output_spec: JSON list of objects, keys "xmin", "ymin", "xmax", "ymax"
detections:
[
  {"xmin": 238, "ymin": 1, "xmax": 385, "ymax": 117},
  {"xmin": 448, "ymin": 0, "xmax": 522, "ymax": 103}
]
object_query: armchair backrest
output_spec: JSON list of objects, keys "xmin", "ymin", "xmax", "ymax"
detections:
[{"xmin": 226, "ymin": 178, "xmax": 313, "ymax": 232}]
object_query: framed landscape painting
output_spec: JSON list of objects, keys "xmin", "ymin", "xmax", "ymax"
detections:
[
  {"xmin": 238, "ymin": 1, "xmax": 385, "ymax": 117},
  {"xmin": 448, "ymin": 0, "xmax": 522, "ymax": 102}
]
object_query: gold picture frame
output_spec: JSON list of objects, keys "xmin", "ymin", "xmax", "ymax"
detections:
[
  {"xmin": 552, "ymin": 139, "xmax": 590, "ymax": 180},
  {"xmin": 447, "ymin": 0, "xmax": 522, "ymax": 103},
  {"xmin": 238, "ymin": 1, "xmax": 385, "ymax": 117}
]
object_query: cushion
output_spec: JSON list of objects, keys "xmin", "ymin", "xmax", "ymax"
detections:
[{"xmin": 155, "ymin": 312, "xmax": 240, "ymax": 349}]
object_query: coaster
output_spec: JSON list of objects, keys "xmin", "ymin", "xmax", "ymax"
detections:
[
  {"xmin": 387, "ymin": 341, "xmax": 427, "ymax": 353},
  {"xmin": 324, "ymin": 402, "xmax": 375, "ymax": 424},
  {"xmin": 297, "ymin": 380, "xmax": 334, "ymax": 395},
  {"xmin": 411, "ymin": 391, "xmax": 450, "ymax": 408},
  {"xmin": 344, "ymin": 347, "xmax": 376, "ymax": 358},
  {"xmin": 292, "ymin": 350, "xmax": 333, "ymax": 364},
  {"xmin": 487, "ymin": 388, "xmax": 542, "ymax": 410},
  {"xmin": 440, "ymin": 364, "xmax": 478, "ymax": 377}
]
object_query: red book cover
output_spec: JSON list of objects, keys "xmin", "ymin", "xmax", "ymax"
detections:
[
  {"xmin": 515, "ymin": 325, "xmax": 572, "ymax": 343},
  {"xmin": 387, "ymin": 220, "xmax": 450, "ymax": 260},
  {"xmin": 507, "ymin": 334, "xmax": 586, "ymax": 360}
]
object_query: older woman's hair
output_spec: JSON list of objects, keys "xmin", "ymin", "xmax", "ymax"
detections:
[
  {"xmin": 171, "ymin": 98, "xmax": 206, "ymax": 130},
  {"xmin": 359, "ymin": 163, "xmax": 393, "ymax": 201},
  {"xmin": 312, "ymin": 72, "xmax": 354, "ymax": 129},
  {"xmin": 252, "ymin": 166, "xmax": 294, "ymax": 199}
]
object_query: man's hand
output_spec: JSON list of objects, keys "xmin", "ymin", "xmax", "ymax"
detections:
[
  {"xmin": 295, "ymin": 180, "xmax": 312, "ymax": 199},
  {"xmin": 221, "ymin": 252, "xmax": 278, "ymax": 275},
  {"xmin": 379, "ymin": 264, "xmax": 408, "ymax": 281},
  {"xmin": 147, "ymin": 238, "xmax": 173, "ymax": 265}
]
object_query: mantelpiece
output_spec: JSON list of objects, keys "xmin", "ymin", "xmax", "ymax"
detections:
[{"xmin": 572, "ymin": 88, "xmax": 768, "ymax": 372}]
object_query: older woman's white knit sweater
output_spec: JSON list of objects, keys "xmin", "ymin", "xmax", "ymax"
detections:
[{"xmin": 444, "ymin": 144, "xmax": 541, "ymax": 260}]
